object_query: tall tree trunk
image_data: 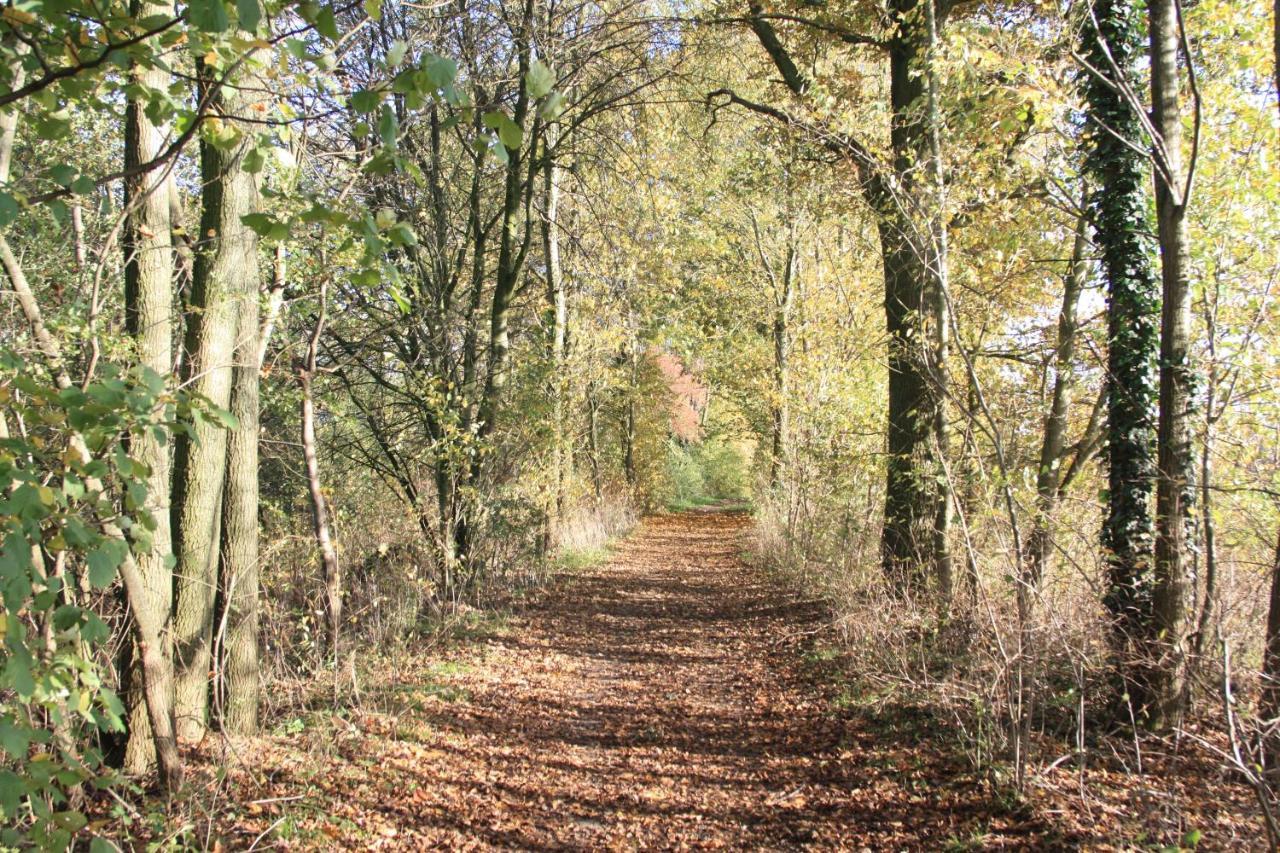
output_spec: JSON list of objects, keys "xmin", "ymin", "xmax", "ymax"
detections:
[
  {"xmin": 587, "ymin": 382, "xmax": 604, "ymax": 502},
  {"xmin": 623, "ymin": 340, "xmax": 638, "ymax": 487},
  {"xmin": 171, "ymin": 57, "xmax": 261, "ymax": 741},
  {"xmin": 1082, "ymin": 0, "xmax": 1161, "ymax": 719},
  {"xmin": 1262, "ymin": 521, "xmax": 1280, "ymax": 771},
  {"xmin": 878, "ymin": 0, "xmax": 951, "ymax": 599},
  {"xmin": 543, "ymin": 134, "xmax": 567, "ymax": 549},
  {"xmin": 1022, "ymin": 209, "xmax": 1089, "ymax": 590},
  {"xmin": 121, "ymin": 0, "xmax": 178, "ymax": 774},
  {"xmin": 219, "ymin": 238, "xmax": 262, "ymax": 735},
  {"xmin": 1147, "ymin": 0, "xmax": 1195, "ymax": 731},
  {"xmin": 299, "ymin": 278, "xmax": 342, "ymax": 660},
  {"xmin": 0, "ymin": 82, "xmax": 182, "ymax": 787},
  {"xmin": 477, "ymin": 0, "xmax": 536, "ymax": 442},
  {"xmin": 738, "ymin": 1, "xmax": 952, "ymax": 597},
  {"xmin": 770, "ymin": 245, "xmax": 796, "ymax": 488}
]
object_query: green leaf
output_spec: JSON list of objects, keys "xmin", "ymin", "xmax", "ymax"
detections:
[
  {"xmin": 422, "ymin": 54, "xmax": 457, "ymax": 90},
  {"xmin": 86, "ymin": 540, "xmax": 127, "ymax": 589},
  {"xmin": 0, "ymin": 770, "xmax": 23, "ymax": 818},
  {"xmin": 483, "ymin": 111, "xmax": 522, "ymax": 150},
  {"xmin": 190, "ymin": 0, "xmax": 230, "ymax": 33},
  {"xmin": 315, "ymin": 6, "xmax": 339, "ymax": 41},
  {"xmin": 243, "ymin": 145, "xmax": 266, "ymax": 174},
  {"xmin": 378, "ymin": 106, "xmax": 398, "ymax": 150},
  {"xmin": 236, "ymin": 0, "xmax": 261, "ymax": 31},
  {"xmin": 387, "ymin": 40, "xmax": 408, "ymax": 68},
  {"xmin": 3, "ymin": 652, "xmax": 33, "ymax": 700},
  {"xmin": 70, "ymin": 176, "xmax": 96, "ymax": 196},
  {"xmin": 526, "ymin": 60, "xmax": 554, "ymax": 98},
  {"xmin": 0, "ymin": 718, "xmax": 31, "ymax": 758},
  {"xmin": 240, "ymin": 213, "xmax": 290, "ymax": 241},
  {"xmin": 538, "ymin": 90, "xmax": 566, "ymax": 121},
  {"xmin": 351, "ymin": 89, "xmax": 382, "ymax": 114},
  {"xmin": 0, "ymin": 192, "xmax": 17, "ymax": 228},
  {"xmin": 49, "ymin": 164, "xmax": 77, "ymax": 186},
  {"xmin": 208, "ymin": 406, "xmax": 240, "ymax": 430}
]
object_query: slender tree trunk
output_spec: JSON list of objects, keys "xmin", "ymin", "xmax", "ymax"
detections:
[
  {"xmin": 770, "ymin": 245, "xmax": 796, "ymax": 488},
  {"xmin": 623, "ymin": 340, "xmax": 638, "ymax": 487},
  {"xmin": 1014, "ymin": 207, "xmax": 1088, "ymax": 787},
  {"xmin": 1022, "ymin": 209, "xmax": 1089, "ymax": 590},
  {"xmin": 1147, "ymin": 0, "xmax": 1195, "ymax": 731},
  {"xmin": 543, "ymin": 135, "xmax": 567, "ymax": 549},
  {"xmin": 1082, "ymin": 0, "xmax": 1161, "ymax": 719},
  {"xmin": 587, "ymin": 382, "xmax": 603, "ymax": 502},
  {"xmin": 171, "ymin": 57, "xmax": 261, "ymax": 741},
  {"xmin": 1262, "ymin": 522, "xmax": 1280, "ymax": 770},
  {"xmin": 477, "ymin": 0, "xmax": 536, "ymax": 442},
  {"xmin": 121, "ymin": 1, "xmax": 178, "ymax": 774},
  {"xmin": 1192, "ymin": 280, "xmax": 1221, "ymax": 665},
  {"xmin": 299, "ymin": 278, "xmax": 341, "ymax": 660}
]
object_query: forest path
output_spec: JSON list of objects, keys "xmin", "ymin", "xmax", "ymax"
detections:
[{"xmin": 233, "ymin": 512, "xmax": 1058, "ymax": 849}]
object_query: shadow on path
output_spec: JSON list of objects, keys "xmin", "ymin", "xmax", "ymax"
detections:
[{"xmin": 260, "ymin": 512, "xmax": 1070, "ymax": 849}]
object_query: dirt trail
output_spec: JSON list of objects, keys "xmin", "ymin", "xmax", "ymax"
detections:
[{"xmin": 234, "ymin": 512, "xmax": 1059, "ymax": 849}]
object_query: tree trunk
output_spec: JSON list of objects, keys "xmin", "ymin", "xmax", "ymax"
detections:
[
  {"xmin": 219, "ymin": 232, "xmax": 262, "ymax": 735},
  {"xmin": 543, "ymin": 135, "xmax": 567, "ymax": 549},
  {"xmin": 587, "ymin": 382, "xmax": 604, "ymax": 502},
  {"xmin": 770, "ymin": 245, "xmax": 796, "ymax": 488},
  {"xmin": 1147, "ymin": 0, "xmax": 1194, "ymax": 732},
  {"xmin": 1022, "ymin": 209, "xmax": 1089, "ymax": 591},
  {"xmin": 120, "ymin": 0, "xmax": 178, "ymax": 775},
  {"xmin": 1082, "ymin": 0, "xmax": 1161, "ymax": 719},
  {"xmin": 300, "ymin": 278, "xmax": 342, "ymax": 660},
  {"xmin": 0, "ymin": 82, "xmax": 181, "ymax": 786},
  {"xmin": 878, "ymin": 0, "xmax": 951, "ymax": 600},
  {"xmin": 171, "ymin": 57, "xmax": 261, "ymax": 742},
  {"xmin": 1263, "ymin": 521, "xmax": 1280, "ymax": 771}
]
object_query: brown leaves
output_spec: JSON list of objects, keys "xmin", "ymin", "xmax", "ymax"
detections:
[{"xmin": 109, "ymin": 511, "xmax": 1259, "ymax": 850}]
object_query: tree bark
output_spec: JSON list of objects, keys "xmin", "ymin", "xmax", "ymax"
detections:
[
  {"xmin": 171, "ymin": 57, "xmax": 261, "ymax": 741},
  {"xmin": 299, "ymin": 277, "xmax": 342, "ymax": 660},
  {"xmin": 0, "ymin": 86, "xmax": 182, "ymax": 786},
  {"xmin": 1147, "ymin": 0, "xmax": 1194, "ymax": 732},
  {"xmin": 769, "ymin": 243, "xmax": 796, "ymax": 488},
  {"xmin": 1022, "ymin": 208, "xmax": 1089, "ymax": 591},
  {"xmin": 219, "ymin": 230, "xmax": 262, "ymax": 735},
  {"xmin": 120, "ymin": 0, "xmax": 178, "ymax": 775},
  {"xmin": 1082, "ymin": 0, "xmax": 1161, "ymax": 718},
  {"xmin": 543, "ymin": 133, "xmax": 567, "ymax": 549},
  {"xmin": 1262, "ymin": 521, "xmax": 1280, "ymax": 770}
]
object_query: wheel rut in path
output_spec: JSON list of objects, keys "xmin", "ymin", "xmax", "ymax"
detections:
[{"xmin": 309, "ymin": 511, "xmax": 1059, "ymax": 849}]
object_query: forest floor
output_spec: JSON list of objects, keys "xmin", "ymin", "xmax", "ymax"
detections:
[{"xmin": 147, "ymin": 511, "xmax": 1266, "ymax": 850}]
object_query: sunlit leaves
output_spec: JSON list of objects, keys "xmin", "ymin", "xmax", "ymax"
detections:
[
  {"xmin": 483, "ymin": 110, "xmax": 523, "ymax": 150},
  {"xmin": 526, "ymin": 60, "xmax": 555, "ymax": 98}
]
